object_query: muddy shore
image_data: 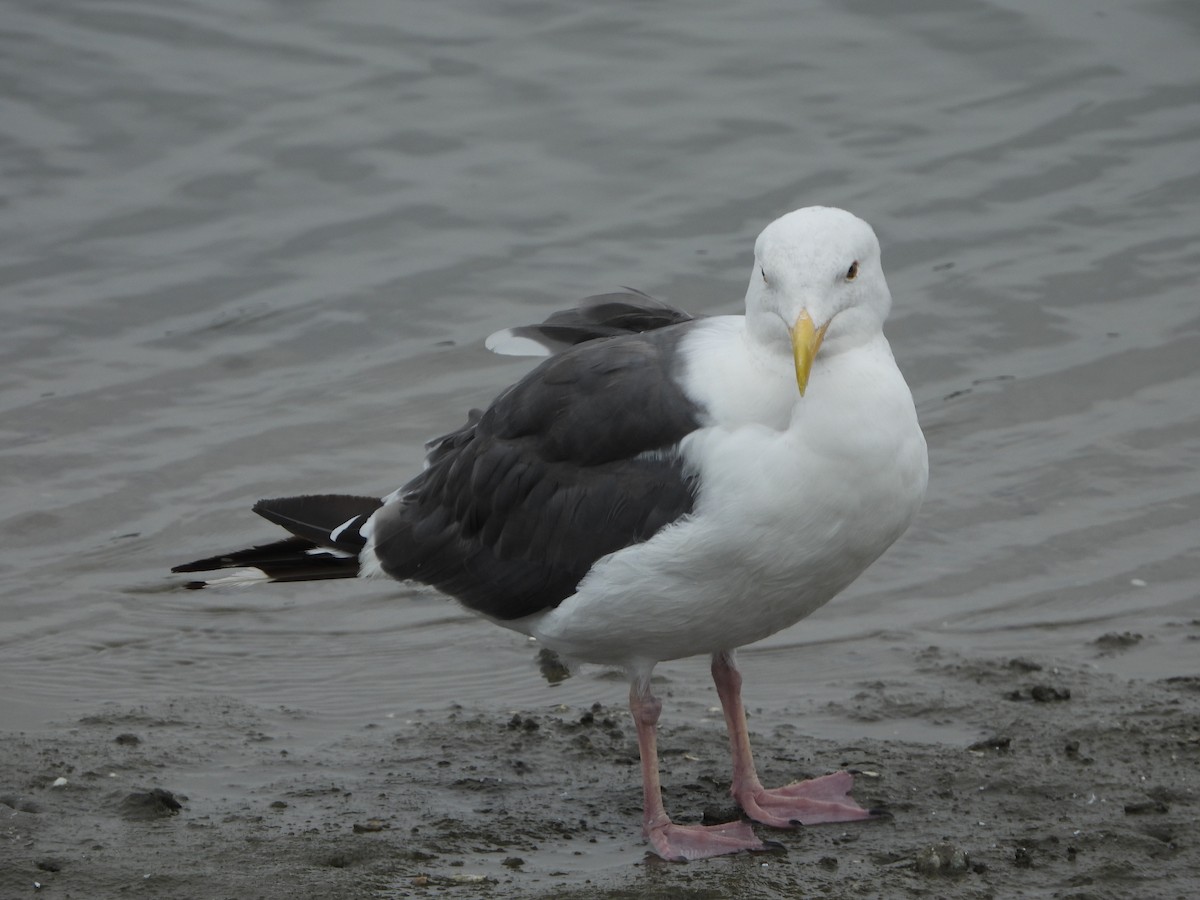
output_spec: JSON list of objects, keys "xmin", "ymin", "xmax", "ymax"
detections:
[{"xmin": 2, "ymin": 637, "xmax": 1196, "ymax": 900}]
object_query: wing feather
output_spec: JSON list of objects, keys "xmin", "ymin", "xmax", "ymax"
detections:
[{"xmin": 371, "ymin": 322, "xmax": 705, "ymax": 620}]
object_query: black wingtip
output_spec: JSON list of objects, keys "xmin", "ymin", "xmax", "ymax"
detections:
[
  {"xmin": 171, "ymin": 556, "xmax": 235, "ymax": 574},
  {"xmin": 251, "ymin": 494, "xmax": 383, "ymax": 551},
  {"xmin": 170, "ymin": 535, "xmax": 360, "ymax": 585}
]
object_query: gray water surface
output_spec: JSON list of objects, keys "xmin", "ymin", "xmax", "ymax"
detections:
[{"xmin": 2, "ymin": 0, "xmax": 1198, "ymax": 737}]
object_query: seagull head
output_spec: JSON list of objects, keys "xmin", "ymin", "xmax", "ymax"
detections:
[{"xmin": 743, "ymin": 206, "xmax": 892, "ymax": 395}]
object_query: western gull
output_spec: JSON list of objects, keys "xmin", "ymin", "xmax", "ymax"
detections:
[{"xmin": 173, "ymin": 206, "xmax": 928, "ymax": 861}]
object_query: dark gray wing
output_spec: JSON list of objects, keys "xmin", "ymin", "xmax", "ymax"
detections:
[
  {"xmin": 485, "ymin": 289, "xmax": 696, "ymax": 356},
  {"xmin": 372, "ymin": 321, "xmax": 705, "ymax": 620}
]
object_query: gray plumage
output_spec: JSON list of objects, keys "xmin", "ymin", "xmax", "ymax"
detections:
[{"xmin": 372, "ymin": 322, "xmax": 705, "ymax": 619}]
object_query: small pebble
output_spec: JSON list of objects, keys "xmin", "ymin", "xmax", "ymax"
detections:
[
  {"xmin": 1029, "ymin": 684, "xmax": 1070, "ymax": 703},
  {"xmin": 914, "ymin": 842, "xmax": 970, "ymax": 876},
  {"xmin": 120, "ymin": 788, "xmax": 182, "ymax": 820}
]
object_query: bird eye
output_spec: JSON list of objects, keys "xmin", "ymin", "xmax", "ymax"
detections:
[
  {"xmin": 846, "ymin": 261, "xmax": 859, "ymax": 281},
  {"xmin": 761, "ymin": 265, "xmax": 768, "ymax": 284}
]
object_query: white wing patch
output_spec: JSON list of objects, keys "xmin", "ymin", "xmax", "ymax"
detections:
[
  {"xmin": 190, "ymin": 567, "xmax": 273, "ymax": 588},
  {"xmin": 484, "ymin": 329, "xmax": 554, "ymax": 357},
  {"xmin": 329, "ymin": 515, "xmax": 362, "ymax": 544},
  {"xmin": 305, "ymin": 547, "xmax": 354, "ymax": 559}
]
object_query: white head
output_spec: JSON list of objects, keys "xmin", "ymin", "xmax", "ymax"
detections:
[{"xmin": 743, "ymin": 207, "xmax": 891, "ymax": 394}]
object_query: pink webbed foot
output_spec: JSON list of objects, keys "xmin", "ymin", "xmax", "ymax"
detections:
[
  {"xmin": 736, "ymin": 770, "xmax": 883, "ymax": 829},
  {"xmin": 645, "ymin": 818, "xmax": 781, "ymax": 862}
]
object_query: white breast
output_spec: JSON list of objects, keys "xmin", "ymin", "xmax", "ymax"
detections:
[{"xmin": 525, "ymin": 326, "xmax": 928, "ymax": 668}]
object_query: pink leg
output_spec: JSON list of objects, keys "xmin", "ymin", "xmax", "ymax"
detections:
[
  {"xmin": 712, "ymin": 650, "xmax": 881, "ymax": 829},
  {"xmin": 629, "ymin": 676, "xmax": 774, "ymax": 861}
]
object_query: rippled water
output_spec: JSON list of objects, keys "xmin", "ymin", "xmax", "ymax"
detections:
[{"xmin": 2, "ymin": 0, "xmax": 1197, "ymax": 735}]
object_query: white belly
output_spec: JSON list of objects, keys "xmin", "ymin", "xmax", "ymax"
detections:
[{"xmin": 519, "ymin": 337, "xmax": 928, "ymax": 668}]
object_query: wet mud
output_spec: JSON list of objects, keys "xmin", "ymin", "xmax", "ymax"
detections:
[{"xmin": 2, "ymin": 641, "xmax": 1197, "ymax": 899}]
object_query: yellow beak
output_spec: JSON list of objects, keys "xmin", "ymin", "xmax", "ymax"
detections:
[{"xmin": 791, "ymin": 311, "xmax": 829, "ymax": 396}]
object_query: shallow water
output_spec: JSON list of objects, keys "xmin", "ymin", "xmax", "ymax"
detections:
[{"xmin": 2, "ymin": 0, "xmax": 1197, "ymax": 739}]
